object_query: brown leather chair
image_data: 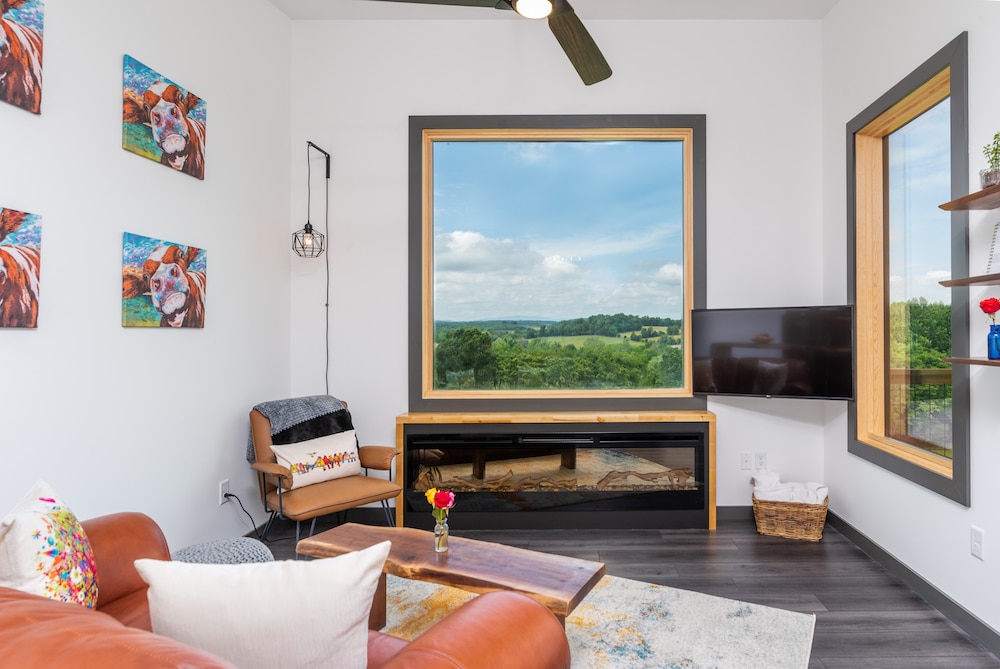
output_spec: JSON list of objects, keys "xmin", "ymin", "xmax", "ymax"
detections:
[{"xmin": 249, "ymin": 405, "xmax": 401, "ymax": 542}]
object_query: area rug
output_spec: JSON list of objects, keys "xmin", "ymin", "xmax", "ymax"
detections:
[{"xmin": 383, "ymin": 574, "xmax": 815, "ymax": 669}]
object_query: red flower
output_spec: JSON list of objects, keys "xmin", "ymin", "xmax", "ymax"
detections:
[
  {"xmin": 432, "ymin": 490, "xmax": 456, "ymax": 510},
  {"xmin": 980, "ymin": 297, "xmax": 1000, "ymax": 324}
]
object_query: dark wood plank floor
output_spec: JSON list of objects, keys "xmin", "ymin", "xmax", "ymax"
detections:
[{"xmin": 261, "ymin": 517, "xmax": 1000, "ymax": 668}]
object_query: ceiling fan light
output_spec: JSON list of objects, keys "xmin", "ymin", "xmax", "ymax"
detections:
[{"xmin": 513, "ymin": 0, "xmax": 552, "ymax": 20}]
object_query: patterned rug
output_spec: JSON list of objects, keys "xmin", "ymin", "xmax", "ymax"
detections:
[{"xmin": 384, "ymin": 574, "xmax": 815, "ymax": 669}]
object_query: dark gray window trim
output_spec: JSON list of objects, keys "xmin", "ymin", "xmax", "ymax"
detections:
[
  {"xmin": 407, "ymin": 114, "xmax": 707, "ymax": 413},
  {"xmin": 846, "ymin": 32, "xmax": 970, "ymax": 506}
]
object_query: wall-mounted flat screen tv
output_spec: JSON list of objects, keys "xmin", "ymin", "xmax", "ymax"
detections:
[{"xmin": 691, "ymin": 305, "xmax": 855, "ymax": 400}]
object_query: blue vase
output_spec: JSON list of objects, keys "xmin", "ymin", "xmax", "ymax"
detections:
[{"xmin": 989, "ymin": 325, "xmax": 1000, "ymax": 360}]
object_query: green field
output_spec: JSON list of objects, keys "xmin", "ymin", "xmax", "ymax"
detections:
[
  {"xmin": 544, "ymin": 332, "xmax": 678, "ymax": 348},
  {"xmin": 543, "ymin": 335, "xmax": 631, "ymax": 346}
]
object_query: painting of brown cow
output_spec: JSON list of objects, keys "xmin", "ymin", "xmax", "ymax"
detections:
[
  {"xmin": 0, "ymin": 206, "xmax": 41, "ymax": 328},
  {"xmin": 122, "ymin": 232, "xmax": 206, "ymax": 328},
  {"xmin": 122, "ymin": 55, "xmax": 207, "ymax": 180},
  {"xmin": 0, "ymin": 0, "xmax": 43, "ymax": 114}
]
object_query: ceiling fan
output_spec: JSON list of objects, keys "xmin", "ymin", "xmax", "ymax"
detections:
[{"xmin": 367, "ymin": 0, "xmax": 612, "ymax": 85}]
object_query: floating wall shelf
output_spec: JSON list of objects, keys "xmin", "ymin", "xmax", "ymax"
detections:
[
  {"xmin": 943, "ymin": 357, "xmax": 1000, "ymax": 367},
  {"xmin": 939, "ymin": 182, "xmax": 1000, "ymax": 211}
]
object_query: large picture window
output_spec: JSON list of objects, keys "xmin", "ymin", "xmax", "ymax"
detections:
[
  {"xmin": 847, "ymin": 33, "xmax": 970, "ymax": 504},
  {"xmin": 407, "ymin": 115, "xmax": 706, "ymax": 412}
]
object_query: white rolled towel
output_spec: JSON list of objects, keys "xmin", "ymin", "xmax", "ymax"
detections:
[
  {"xmin": 752, "ymin": 471, "xmax": 828, "ymax": 504},
  {"xmin": 754, "ymin": 485, "xmax": 797, "ymax": 502},
  {"xmin": 805, "ymin": 482, "xmax": 829, "ymax": 504},
  {"xmin": 752, "ymin": 469, "xmax": 792, "ymax": 502},
  {"xmin": 751, "ymin": 469, "xmax": 781, "ymax": 489}
]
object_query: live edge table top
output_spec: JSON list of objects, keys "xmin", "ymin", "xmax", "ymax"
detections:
[{"xmin": 297, "ymin": 522, "xmax": 606, "ymax": 621}]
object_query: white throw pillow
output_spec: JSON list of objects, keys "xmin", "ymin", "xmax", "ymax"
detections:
[
  {"xmin": 135, "ymin": 540, "xmax": 391, "ymax": 669},
  {"xmin": 0, "ymin": 480, "xmax": 98, "ymax": 608},
  {"xmin": 270, "ymin": 430, "xmax": 362, "ymax": 489}
]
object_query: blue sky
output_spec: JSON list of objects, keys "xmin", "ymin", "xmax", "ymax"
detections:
[
  {"xmin": 432, "ymin": 139, "xmax": 685, "ymax": 322},
  {"xmin": 888, "ymin": 99, "xmax": 951, "ymax": 306}
]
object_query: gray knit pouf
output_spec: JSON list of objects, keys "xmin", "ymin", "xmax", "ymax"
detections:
[{"xmin": 171, "ymin": 537, "xmax": 274, "ymax": 564}]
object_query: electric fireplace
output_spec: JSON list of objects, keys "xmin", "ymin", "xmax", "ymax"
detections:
[{"xmin": 397, "ymin": 414, "xmax": 714, "ymax": 530}]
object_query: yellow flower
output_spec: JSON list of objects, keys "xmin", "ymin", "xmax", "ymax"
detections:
[{"xmin": 424, "ymin": 488, "xmax": 438, "ymax": 506}]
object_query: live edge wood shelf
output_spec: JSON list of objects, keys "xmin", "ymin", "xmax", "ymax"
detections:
[
  {"xmin": 942, "ymin": 357, "xmax": 1000, "ymax": 367},
  {"xmin": 938, "ymin": 273, "xmax": 1000, "ymax": 288},
  {"xmin": 938, "ymin": 184, "xmax": 1000, "ymax": 366},
  {"xmin": 939, "ymin": 181, "xmax": 1000, "ymax": 211}
]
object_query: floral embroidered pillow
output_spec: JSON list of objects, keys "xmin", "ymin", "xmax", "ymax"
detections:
[{"xmin": 0, "ymin": 480, "xmax": 98, "ymax": 608}]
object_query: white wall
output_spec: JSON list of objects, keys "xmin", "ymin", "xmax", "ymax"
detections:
[
  {"xmin": 288, "ymin": 17, "xmax": 828, "ymax": 507},
  {"xmin": 822, "ymin": 0, "xmax": 1000, "ymax": 635},
  {"xmin": 0, "ymin": 0, "xmax": 293, "ymax": 548}
]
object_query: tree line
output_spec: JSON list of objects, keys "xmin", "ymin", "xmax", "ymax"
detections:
[
  {"xmin": 888, "ymin": 298, "xmax": 952, "ymax": 450},
  {"xmin": 433, "ymin": 314, "xmax": 684, "ymax": 390}
]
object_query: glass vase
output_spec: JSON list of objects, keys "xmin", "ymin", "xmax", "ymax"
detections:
[
  {"xmin": 989, "ymin": 324, "xmax": 1000, "ymax": 360},
  {"xmin": 434, "ymin": 512, "xmax": 449, "ymax": 553}
]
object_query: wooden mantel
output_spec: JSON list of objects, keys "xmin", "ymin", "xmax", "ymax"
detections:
[{"xmin": 395, "ymin": 410, "xmax": 716, "ymax": 529}]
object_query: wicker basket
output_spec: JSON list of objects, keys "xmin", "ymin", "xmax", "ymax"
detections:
[{"xmin": 752, "ymin": 494, "xmax": 829, "ymax": 541}]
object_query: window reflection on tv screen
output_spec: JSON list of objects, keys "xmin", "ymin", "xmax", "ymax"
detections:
[{"xmin": 691, "ymin": 305, "xmax": 854, "ymax": 400}]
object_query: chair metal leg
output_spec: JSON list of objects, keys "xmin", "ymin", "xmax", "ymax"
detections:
[
  {"xmin": 260, "ymin": 510, "xmax": 278, "ymax": 541},
  {"xmin": 381, "ymin": 500, "xmax": 394, "ymax": 526},
  {"xmin": 309, "ymin": 517, "xmax": 317, "ymax": 537}
]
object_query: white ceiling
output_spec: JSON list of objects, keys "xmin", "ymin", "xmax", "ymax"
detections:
[{"xmin": 268, "ymin": 0, "xmax": 839, "ymax": 21}]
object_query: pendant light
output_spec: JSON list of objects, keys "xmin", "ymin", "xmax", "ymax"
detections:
[{"xmin": 292, "ymin": 142, "xmax": 330, "ymax": 258}]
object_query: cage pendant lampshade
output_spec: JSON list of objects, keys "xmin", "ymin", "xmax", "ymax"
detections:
[
  {"xmin": 293, "ymin": 221, "xmax": 325, "ymax": 258},
  {"xmin": 294, "ymin": 141, "xmax": 331, "ymax": 259}
]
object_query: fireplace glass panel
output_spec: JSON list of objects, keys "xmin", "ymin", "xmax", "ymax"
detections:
[{"xmin": 404, "ymin": 428, "xmax": 706, "ymax": 515}]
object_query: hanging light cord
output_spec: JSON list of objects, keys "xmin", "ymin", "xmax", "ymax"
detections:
[
  {"xmin": 306, "ymin": 141, "xmax": 332, "ymax": 395},
  {"xmin": 323, "ymin": 158, "xmax": 330, "ymax": 396},
  {"xmin": 306, "ymin": 143, "xmax": 313, "ymax": 231}
]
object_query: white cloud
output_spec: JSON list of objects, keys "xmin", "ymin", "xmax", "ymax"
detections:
[
  {"xmin": 435, "ymin": 231, "xmax": 540, "ymax": 273},
  {"xmin": 433, "ymin": 229, "xmax": 684, "ymax": 321},
  {"xmin": 508, "ymin": 142, "xmax": 550, "ymax": 164},
  {"xmin": 654, "ymin": 263, "xmax": 684, "ymax": 284},
  {"xmin": 535, "ymin": 224, "xmax": 676, "ymax": 261},
  {"xmin": 542, "ymin": 255, "xmax": 579, "ymax": 275}
]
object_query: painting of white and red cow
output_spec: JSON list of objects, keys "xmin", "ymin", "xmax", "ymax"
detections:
[
  {"xmin": 0, "ymin": 0, "xmax": 43, "ymax": 114},
  {"xmin": 122, "ymin": 55, "xmax": 206, "ymax": 180},
  {"xmin": 122, "ymin": 232, "xmax": 206, "ymax": 328},
  {"xmin": 0, "ymin": 206, "xmax": 41, "ymax": 328}
]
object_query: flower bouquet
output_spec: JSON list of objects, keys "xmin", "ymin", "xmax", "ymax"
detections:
[
  {"xmin": 980, "ymin": 297, "xmax": 1000, "ymax": 360},
  {"xmin": 425, "ymin": 488, "xmax": 455, "ymax": 552}
]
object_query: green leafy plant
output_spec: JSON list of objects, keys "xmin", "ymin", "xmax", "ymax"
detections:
[{"xmin": 983, "ymin": 132, "xmax": 1000, "ymax": 173}]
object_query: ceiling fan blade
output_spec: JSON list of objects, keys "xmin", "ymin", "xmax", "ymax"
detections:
[
  {"xmin": 547, "ymin": 0, "xmax": 612, "ymax": 86},
  {"xmin": 367, "ymin": 0, "xmax": 508, "ymax": 8}
]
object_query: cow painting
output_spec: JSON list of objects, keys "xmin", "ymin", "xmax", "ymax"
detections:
[
  {"xmin": 122, "ymin": 55, "xmax": 207, "ymax": 180},
  {"xmin": 0, "ymin": 207, "xmax": 41, "ymax": 328},
  {"xmin": 0, "ymin": 0, "xmax": 43, "ymax": 114},
  {"xmin": 122, "ymin": 232, "xmax": 206, "ymax": 328}
]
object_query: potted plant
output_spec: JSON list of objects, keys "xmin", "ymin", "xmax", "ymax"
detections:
[{"xmin": 982, "ymin": 132, "xmax": 1000, "ymax": 188}]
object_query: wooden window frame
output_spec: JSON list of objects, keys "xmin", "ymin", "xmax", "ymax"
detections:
[
  {"xmin": 406, "ymin": 115, "xmax": 707, "ymax": 413},
  {"xmin": 846, "ymin": 33, "xmax": 970, "ymax": 505}
]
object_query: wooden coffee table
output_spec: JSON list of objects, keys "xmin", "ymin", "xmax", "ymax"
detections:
[{"xmin": 297, "ymin": 522, "xmax": 606, "ymax": 629}]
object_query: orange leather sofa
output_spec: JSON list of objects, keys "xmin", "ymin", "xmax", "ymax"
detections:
[{"xmin": 0, "ymin": 512, "xmax": 571, "ymax": 669}]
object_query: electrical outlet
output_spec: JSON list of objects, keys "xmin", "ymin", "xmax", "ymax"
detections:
[
  {"xmin": 754, "ymin": 452, "xmax": 767, "ymax": 471},
  {"xmin": 971, "ymin": 525, "xmax": 985, "ymax": 561},
  {"xmin": 218, "ymin": 479, "xmax": 230, "ymax": 506},
  {"xmin": 740, "ymin": 452, "xmax": 753, "ymax": 470}
]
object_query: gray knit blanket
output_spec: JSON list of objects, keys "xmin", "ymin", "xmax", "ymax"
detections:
[{"xmin": 246, "ymin": 395, "xmax": 347, "ymax": 463}]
